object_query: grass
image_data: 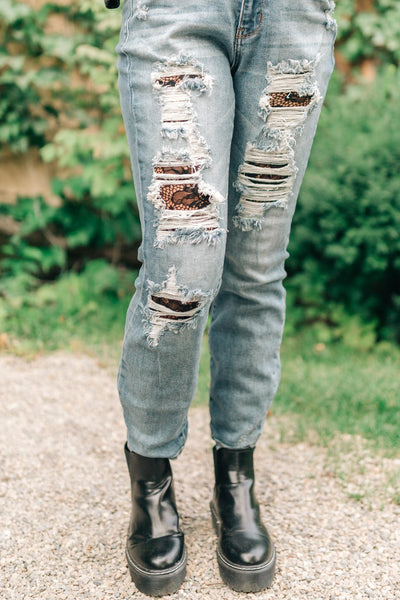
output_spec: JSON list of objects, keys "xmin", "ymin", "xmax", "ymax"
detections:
[
  {"xmin": 1, "ymin": 269, "xmax": 400, "ymax": 455},
  {"xmin": 193, "ymin": 332, "xmax": 400, "ymax": 455},
  {"xmin": 0, "ymin": 261, "xmax": 132, "ymax": 364},
  {"xmin": 273, "ymin": 336, "xmax": 400, "ymax": 453}
]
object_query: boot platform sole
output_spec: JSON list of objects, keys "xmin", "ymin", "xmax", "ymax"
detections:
[
  {"xmin": 211, "ymin": 502, "xmax": 276, "ymax": 593},
  {"xmin": 126, "ymin": 545, "xmax": 187, "ymax": 597}
]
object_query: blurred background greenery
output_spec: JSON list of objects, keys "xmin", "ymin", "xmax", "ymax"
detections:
[{"xmin": 1, "ymin": 0, "xmax": 399, "ymax": 454}]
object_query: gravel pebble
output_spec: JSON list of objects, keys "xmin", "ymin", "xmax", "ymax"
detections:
[{"xmin": 1, "ymin": 351, "xmax": 399, "ymax": 600}]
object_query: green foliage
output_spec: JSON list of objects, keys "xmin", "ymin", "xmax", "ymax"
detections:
[
  {"xmin": 193, "ymin": 332, "xmax": 400, "ymax": 455},
  {"xmin": 335, "ymin": 0, "xmax": 400, "ymax": 67},
  {"xmin": 0, "ymin": 3, "xmax": 49, "ymax": 152},
  {"xmin": 288, "ymin": 67, "xmax": 400, "ymax": 341},
  {"xmin": 0, "ymin": 0, "xmax": 123, "ymax": 151},
  {"xmin": 1, "ymin": 0, "xmax": 400, "ymax": 348},
  {"xmin": 0, "ymin": 0, "xmax": 140, "ymax": 285},
  {"xmin": 0, "ymin": 190, "xmax": 140, "ymax": 283},
  {"xmin": 0, "ymin": 259, "xmax": 134, "ymax": 353},
  {"xmin": 275, "ymin": 336, "xmax": 400, "ymax": 453}
]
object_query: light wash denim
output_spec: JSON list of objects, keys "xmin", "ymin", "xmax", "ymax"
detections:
[{"xmin": 116, "ymin": 0, "xmax": 337, "ymax": 457}]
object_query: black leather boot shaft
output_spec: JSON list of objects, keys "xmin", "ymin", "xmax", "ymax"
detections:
[
  {"xmin": 125, "ymin": 446, "xmax": 171, "ymax": 485},
  {"xmin": 213, "ymin": 446, "xmax": 255, "ymax": 484},
  {"xmin": 211, "ymin": 446, "xmax": 276, "ymax": 592},
  {"xmin": 124, "ymin": 443, "xmax": 186, "ymax": 596}
]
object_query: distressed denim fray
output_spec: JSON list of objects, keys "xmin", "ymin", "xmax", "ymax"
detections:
[{"xmin": 116, "ymin": 0, "xmax": 337, "ymax": 457}]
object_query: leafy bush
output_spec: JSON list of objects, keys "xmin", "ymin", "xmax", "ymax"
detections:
[
  {"xmin": 335, "ymin": 0, "xmax": 400, "ymax": 68},
  {"xmin": 0, "ymin": 259, "xmax": 134, "ymax": 353},
  {"xmin": 287, "ymin": 67, "xmax": 400, "ymax": 342},
  {"xmin": 0, "ymin": 0, "xmax": 140, "ymax": 285},
  {"xmin": 1, "ymin": 1, "xmax": 400, "ymax": 347}
]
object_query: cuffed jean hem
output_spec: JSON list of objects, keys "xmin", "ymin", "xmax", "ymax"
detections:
[
  {"xmin": 211, "ymin": 429, "xmax": 263, "ymax": 452},
  {"xmin": 213, "ymin": 440, "xmax": 256, "ymax": 451},
  {"xmin": 126, "ymin": 423, "xmax": 188, "ymax": 459}
]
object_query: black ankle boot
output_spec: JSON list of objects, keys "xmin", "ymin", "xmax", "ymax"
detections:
[
  {"xmin": 124, "ymin": 443, "xmax": 187, "ymax": 596},
  {"xmin": 210, "ymin": 446, "xmax": 276, "ymax": 592}
]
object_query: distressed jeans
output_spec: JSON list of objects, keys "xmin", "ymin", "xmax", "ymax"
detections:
[{"xmin": 116, "ymin": 0, "xmax": 337, "ymax": 457}]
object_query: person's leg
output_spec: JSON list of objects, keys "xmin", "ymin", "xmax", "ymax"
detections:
[
  {"xmin": 116, "ymin": 0, "xmax": 239, "ymax": 460},
  {"xmin": 115, "ymin": 1, "xmax": 242, "ymax": 594},
  {"xmin": 208, "ymin": 0, "xmax": 337, "ymax": 592},
  {"xmin": 209, "ymin": 0, "xmax": 337, "ymax": 449}
]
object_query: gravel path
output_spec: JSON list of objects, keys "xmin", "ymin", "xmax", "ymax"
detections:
[{"xmin": 1, "ymin": 352, "xmax": 399, "ymax": 600}]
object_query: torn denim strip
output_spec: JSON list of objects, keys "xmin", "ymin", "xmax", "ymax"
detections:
[
  {"xmin": 233, "ymin": 56, "xmax": 321, "ymax": 230},
  {"xmin": 323, "ymin": 0, "xmax": 337, "ymax": 32},
  {"xmin": 148, "ymin": 56, "xmax": 224, "ymax": 246},
  {"xmin": 143, "ymin": 266, "xmax": 212, "ymax": 346}
]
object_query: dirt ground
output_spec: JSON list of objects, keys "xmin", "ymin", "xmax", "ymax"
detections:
[{"xmin": 1, "ymin": 351, "xmax": 399, "ymax": 600}]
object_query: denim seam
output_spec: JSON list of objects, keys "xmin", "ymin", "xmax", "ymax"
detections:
[
  {"xmin": 235, "ymin": 1, "xmax": 265, "ymax": 40},
  {"xmin": 232, "ymin": 0, "xmax": 246, "ymax": 68},
  {"xmin": 123, "ymin": 0, "xmax": 147, "ymax": 272}
]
